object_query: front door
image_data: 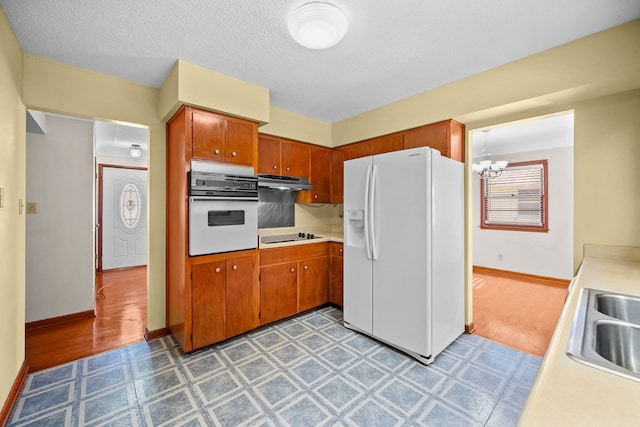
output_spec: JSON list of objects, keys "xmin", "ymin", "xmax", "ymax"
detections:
[{"xmin": 99, "ymin": 166, "xmax": 148, "ymax": 270}]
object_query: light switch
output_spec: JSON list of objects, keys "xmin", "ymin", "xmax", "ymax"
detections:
[{"xmin": 27, "ymin": 202, "xmax": 37, "ymax": 214}]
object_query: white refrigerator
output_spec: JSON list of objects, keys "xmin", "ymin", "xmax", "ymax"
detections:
[{"xmin": 343, "ymin": 146, "xmax": 464, "ymax": 365}]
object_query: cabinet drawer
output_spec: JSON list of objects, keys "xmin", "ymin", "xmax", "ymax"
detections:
[{"xmin": 260, "ymin": 242, "xmax": 329, "ymax": 266}]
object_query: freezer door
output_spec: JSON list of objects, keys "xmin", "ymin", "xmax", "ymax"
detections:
[
  {"xmin": 371, "ymin": 147, "xmax": 432, "ymax": 357},
  {"xmin": 343, "ymin": 156, "xmax": 374, "ymax": 334}
]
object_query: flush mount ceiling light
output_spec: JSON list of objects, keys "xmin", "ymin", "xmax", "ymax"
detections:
[
  {"xmin": 288, "ymin": 2, "xmax": 348, "ymax": 49},
  {"xmin": 130, "ymin": 144, "xmax": 142, "ymax": 158}
]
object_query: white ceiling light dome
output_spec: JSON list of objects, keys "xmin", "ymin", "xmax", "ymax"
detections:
[{"xmin": 288, "ymin": 2, "xmax": 348, "ymax": 50}]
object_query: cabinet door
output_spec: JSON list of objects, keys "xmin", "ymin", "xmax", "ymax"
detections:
[
  {"xmin": 258, "ymin": 136, "xmax": 281, "ymax": 174},
  {"xmin": 370, "ymin": 133, "xmax": 404, "ymax": 155},
  {"xmin": 281, "ymin": 141, "xmax": 310, "ymax": 177},
  {"xmin": 299, "ymin": 257, "xmax": 329, "ymax": 312},
  {"xmin": 330, "ymin": 243, "xmax": 343, "ymax": 307},
  {"xmin": 225, "ymin": 119, "xmax": 255, "ymax": 166},
  {"xmin": 192, "ymin": 110, "xmax": 226, "ymax": 161},
  {"xmin": 306, "ymin": 146, "xmax": 331, "ymax": 203},
  {"xmin": 347, "ymin": 141, "xmax": 370, "ymax": 159},
  {"xmin": 192, "ymin": 261, "xmax": 226, "ymax": 349},
  {"xmin": 225, "ymin": 255, "xmax": 257, "ymax": 338},
  {"xmin": 260, "ymin": 262, "xmax": 298, "ymax": 324},
  {"xmin": 330, "ymin": 148, "xmax": 347, "ymax": 204},
  {"xmin": 403, "ymin": 121, "xmax": 449, "ymax": 155}
]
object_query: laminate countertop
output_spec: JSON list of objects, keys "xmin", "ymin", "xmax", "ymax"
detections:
[
  {"xmin": 518, "ymin": 244, "xmax": 640, "ymax": 426},
  {"xmin": 258, "ymin": 226, "xmax": 343, "ymax": 249}
]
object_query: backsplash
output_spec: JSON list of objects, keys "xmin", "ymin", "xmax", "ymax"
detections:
[{"xmin": 258, "ymin": 188, "xmax": 295, "ymax": 228}]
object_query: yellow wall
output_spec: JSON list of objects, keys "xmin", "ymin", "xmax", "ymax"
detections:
[
  {"xmin": 259, "ymin": 106, "xmax": 333, "ymax": 147},
  {"xmin": 0, "ymin": 6, "xmax": 25, "ymax": 408}
]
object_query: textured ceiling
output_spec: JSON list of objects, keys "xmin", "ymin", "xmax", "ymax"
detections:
[{"xmin": 2, "ymin": 1, "xmax": 640, "ymax": 123}]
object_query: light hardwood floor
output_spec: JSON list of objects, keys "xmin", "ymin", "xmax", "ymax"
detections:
[
  {"xmin": 25, "ymin": 266, "xmax": 147, "ymax": 372},
  {"xmin": 472, "ymin": 270, "xmax": 568, "ymax": 357}
]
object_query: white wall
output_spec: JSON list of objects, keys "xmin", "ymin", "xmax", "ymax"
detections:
[
  {"xmin": 473, "ymin": 146, "xmax": 574, "ymax": 280},
  {"xmin": 26, "ymin": 115, "xmax": 95, "ymax": 322}
]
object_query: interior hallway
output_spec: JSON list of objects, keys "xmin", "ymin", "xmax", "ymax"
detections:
[{"xmin": 25, "ymin": 266, "xmax": 147, "ymax": 372}]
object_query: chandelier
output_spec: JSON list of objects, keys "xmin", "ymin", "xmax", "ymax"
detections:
[{"xmin": 472, "ymin": 130, "xmax": 508, "ymax": 178}]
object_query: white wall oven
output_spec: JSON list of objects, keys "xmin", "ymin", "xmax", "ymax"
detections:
[{"xmin": 188, "ymin": 162, "xmax": 258, "ymax": 256}]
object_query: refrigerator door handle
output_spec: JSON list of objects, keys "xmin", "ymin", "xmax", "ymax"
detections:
[
  {"xmin": 364, "ymin": 164, "xmax": 372, "ymax": 259},
  {"xmin": 370, "ymin": 164, "xmax": 378, "ymax": 260}
]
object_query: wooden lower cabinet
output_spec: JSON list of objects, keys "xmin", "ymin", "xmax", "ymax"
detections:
[
  {"xmin": 330, "ymin": 242, "xmax": 344, "ymax": 307},
  {"xmin": 260, "ymin": 262, "xmax": 298, "ymax": 324},
  {"xmin": 189, "ymin": 251, "xmax": 259, "ymax": 351},
  {"xmin": 260, "ymin": 243, "xmax": 330, "ymax": 325},
  {"xmin": 299, "ymin": 257, "xmax": 329, "ymax": 311}
]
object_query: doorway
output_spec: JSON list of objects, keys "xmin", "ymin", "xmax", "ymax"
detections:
[
  {"xmin": 470, "ymin": 112, "xmax": 574, "ymax": 355},
  {"xmin": 25, "ymin": 111, "xmax": 150, "ymax": 368}
]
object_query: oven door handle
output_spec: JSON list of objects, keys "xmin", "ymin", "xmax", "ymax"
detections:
[{"xmin": 189, "ymin": 197, "xmax": 258, "ymax": 202}]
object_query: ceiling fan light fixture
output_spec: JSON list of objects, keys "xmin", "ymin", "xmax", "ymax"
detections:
[
  {"xmin": 288, "ymin": 2, "xmax": 348, "ymax": 50},
  {"xmin": 130, "ymin": 144, "xmax": 142, "ymax": 158}
]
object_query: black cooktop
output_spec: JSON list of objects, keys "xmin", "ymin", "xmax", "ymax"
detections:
[{"xmin": 261, "ymin": 232, "xmax": 321, "ymax": 244}]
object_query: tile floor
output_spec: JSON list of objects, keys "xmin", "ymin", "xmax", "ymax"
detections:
[{"xmin": 8, "ymin": 307, "xmax": 541, "ymax": 426}]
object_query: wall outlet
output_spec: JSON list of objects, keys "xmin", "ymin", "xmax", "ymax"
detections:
[
  {"xmin": 498, "ymin": 254, "xmax": 503, "ymax": 261},
  {"xmin": 0, "ymin": 187, "xmax": 4, "ymax": 208},
  {"xmin": 27, "ymin": 202, "xmax": 37, "ymax": 214}
]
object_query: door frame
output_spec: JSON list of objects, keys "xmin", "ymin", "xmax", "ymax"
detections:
[{"xmin": 97, "ymin": 164, "xmax": 148, "ymax": 272}]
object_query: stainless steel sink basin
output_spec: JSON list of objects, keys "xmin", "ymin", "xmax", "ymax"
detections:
[
  {"xmin": 596, "ymin": 294, "xmax": 640, "ymax": 324},
  {"xmin": 594, "ymin": 321, "xmax": 640, "ymax": 374},
  {"xmin": 566, "ymin": 288, "xmax": 640, "ymax": 382}
]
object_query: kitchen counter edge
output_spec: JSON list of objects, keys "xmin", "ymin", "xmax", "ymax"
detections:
[{"xmin": 517, "ymin": 244, "xmax": 640, "ymax": 426}]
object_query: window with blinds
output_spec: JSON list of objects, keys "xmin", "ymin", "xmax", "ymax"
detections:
[{"xmin": 480, "ymin": 159, "xmax": 549, "ymax": 232}]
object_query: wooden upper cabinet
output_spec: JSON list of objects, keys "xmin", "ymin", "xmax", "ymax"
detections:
[
  {"xmin": 258, "ymin": 136, "xmax": 281, "ymax": 174},
  {"xmin": 192, "ymin": 109, "xmax": 225, "ymax": 161},
  {"xmin": 403, "ymin": 119, "xmax": 465, "ymax": 162},
  {"xmin": 298, "ymin": 145, "xmax": 331, "ymax": 203},
  {"xmin": 347, "ymin": 141, "xmax": 370, "ymax": 159},
  {"xmin": 281, "ymin": 141, "xmax": 309, "ymax": 177},
  {"xmin": 225, "ymin": 119, "xmax": 256, "ymax": 166},
  {"xmin": 370, "ymin": 133, "xmax": 404, "ymax": 155},
  {"xmin": 330, "ymin": 148, "xmax": 347, "ymax": 204},
  {"xmin": 191, "ymin": 108, "xmax": 256, "ymax": 166}
]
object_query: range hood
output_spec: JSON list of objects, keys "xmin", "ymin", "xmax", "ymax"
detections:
[{"xmin": 258, "ymin": 174, "xmax": 313, "ymax": 191}]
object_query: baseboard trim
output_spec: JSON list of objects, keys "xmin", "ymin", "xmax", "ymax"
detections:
[
  {"xmin": 0, "ymin": 360, "xmax": 28, "ymax": 426},
  {"xmin": 473, "ymin": 266, "xmax": 570, "ymax": 288},
  {"xmin": 25, "ymin": 310, "xmax": 95, "ymax": 332},
  {"xmin": 465, "ymin": 322, "xmax": 476, "ymax": 334},
  {"xmin": 145, "ymin": 327, "xmax": 171, "ymax": 341}
]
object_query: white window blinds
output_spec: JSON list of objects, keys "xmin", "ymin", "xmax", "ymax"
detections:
[{"xmin": 482, "ymin": 161, "xmax": 546, "ymax": 229}]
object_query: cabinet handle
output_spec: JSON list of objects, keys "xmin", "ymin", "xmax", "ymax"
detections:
[
  {"xmin": 231, "ymin": 151, "xmax": 237, "ymax": 157},
  {"xmin": 314, "ymin": 195, "xmax": 318, "ymax": 199},
  {"xmin": 286, "ymin": 167, "xmax": 290, "ymax": 171},
  {"xmin": 215, "ymin": 267, "xmax": 221, "ymax": 273},
  {"xmin": 214, "ymin": 149, "xmax": 220, "ymax": 155},
  {"xmin": 290, "ymin": 267, "xmax": 295, "ymax": 273},
  {"xmin": 340, "ymin": 248, "xmax": 343, "ymax": 253},
  {"xmin": 303, "ymin": 265, "xmax": 308, "ymax": 270},
  {"xmin": 273, "ymin": 165, "xmax": 278, "ymax": 170},
  {"xmin": 232, "ymin": 264, "xmax": 238, "ymax": 270}
]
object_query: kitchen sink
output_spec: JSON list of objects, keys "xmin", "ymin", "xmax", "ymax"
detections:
[
  {"xmin": 566, "ymin": 288, "xmax": 640, "ymax": 382},
  {"xmin": 596, "ymin": 294, "xmax": 640, "ymax": 324},
  {"xmin": 594, "ymin": 322, "xmax": 640, "ymax": 374}
]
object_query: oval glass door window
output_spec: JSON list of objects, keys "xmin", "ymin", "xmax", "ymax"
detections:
[{"xmin": 120, "ymin": 182, "xmax": 141, "ymax": 229}]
